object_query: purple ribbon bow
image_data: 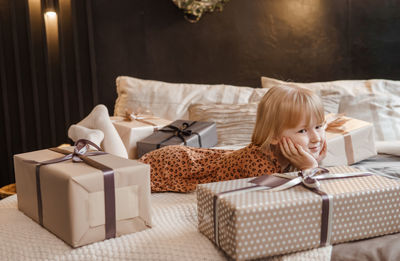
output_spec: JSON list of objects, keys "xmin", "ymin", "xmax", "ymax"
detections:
[{"xmin": 157, "ymin": 121, "xmax": 202, "ymax": 148}]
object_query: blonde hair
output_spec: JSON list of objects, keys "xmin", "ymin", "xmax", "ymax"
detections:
[{"xmin": 251, "ymin": 85, "xmax": 325, "ymax": 150}]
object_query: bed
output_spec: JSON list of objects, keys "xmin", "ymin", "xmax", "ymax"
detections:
[{"xmin": 1, "ymin": 75, "xmax": 400, "ymax": 261}]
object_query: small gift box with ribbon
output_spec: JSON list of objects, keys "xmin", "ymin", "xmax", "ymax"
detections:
[
  {"xmin": 136, "ymin": 120, "xmax": 218, "ymax": 158},
  {"xmin": 111, "ymin": 109, "xmax": 172, "ymax": 159},
  {"xmin": 322, "ymin": 114, "xmax": 377, "ymax": 166},
  {"xmin": 14, "ymin": 139, "xmax": 152, "ymax": 248},
  {"xmin": 197, "ymin": 166, "xmax": 400, "ymax": 260}
]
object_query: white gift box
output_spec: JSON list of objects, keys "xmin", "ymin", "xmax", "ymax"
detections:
[
  {"xmin": 322, "ymin": 115, "xmax": 377, "ymax": 166},
  {"xmin": 111, "ymin": 116, "xmax": 171, "ymax": 159}
]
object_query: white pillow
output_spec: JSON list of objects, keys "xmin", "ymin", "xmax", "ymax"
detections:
[
  {"xmin": 189, "ymin": 103, "xmax": 258, "ymax": 146},
  {"xmin": 114, "ymin": 76, "xmax": 260, "ymax": 120},
  {"xmin": 261, "ymin": 76, "xmax": 400, "ymax": 141}
]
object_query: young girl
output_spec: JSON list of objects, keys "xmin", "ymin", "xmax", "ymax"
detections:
[{"xmin": 139, "ymin": 85, "xmax": 327, "ymax": 192}]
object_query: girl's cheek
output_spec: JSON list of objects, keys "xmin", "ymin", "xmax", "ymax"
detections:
[{"xmin": 319, "ymin": 129, "xmax": 326, "ymax": 140}]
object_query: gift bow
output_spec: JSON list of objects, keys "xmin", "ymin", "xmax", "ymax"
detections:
[
  {"xmin": 71, "ymin": 139, "xmax": 105, "ymax": 162},
  {"xmin": 125, "ymin": 109, "xmax": 157, "ymax": 126},
  {"xmin": 159, "ymin": 122, "xmax": 202, "ymax": 146},
  {"xmin": 251, "ymin": 167, "xmax": 371, "ymax": 192},
  {"xmin": 325, "ymin": 114, "xmax": 351, "ymax": 133},
  {"xmin": 25, "ymin": 139, "xmax": 106, "ymax": 166}
]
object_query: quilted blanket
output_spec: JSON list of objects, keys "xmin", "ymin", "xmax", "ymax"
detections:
[
  {"xmin": 0, "ymin": 193, "xmax": 331, "ymax": 261},
  {"xmin": 3, "ymin": 153, "xmax": 400, "ymax": 261}
]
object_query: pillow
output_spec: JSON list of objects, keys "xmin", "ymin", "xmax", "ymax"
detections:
[
  {"xmin": 114, "ymin": 76, "xmax": 260, "ymax": 120},
  {"xmin": 249, "ymin": 87, "xmax": 340, "ymax": 115},
  {"xmin": 261, "ymin": 76, "xmax": 400, "ymax": 141},
  {"xmin": 189, "ymin": 103, "xmax": 258, "ymax": 146}
]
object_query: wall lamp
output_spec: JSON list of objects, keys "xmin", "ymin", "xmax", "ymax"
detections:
[
  {"xmin": 43, "ymin": 0, "xmax": 59, "ymax": 56},
  {"xmin": 44, "ymin": 0, "xmax": 57, "ymax": 18}
]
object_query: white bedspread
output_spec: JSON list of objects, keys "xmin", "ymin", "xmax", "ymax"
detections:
[
  {"xmin": 0, "ymin": 193, "xmax": 332, "ymax": 261},
  {"xmin": 3, "ymin": 153, "xmax": 400, "ymax": 261}
]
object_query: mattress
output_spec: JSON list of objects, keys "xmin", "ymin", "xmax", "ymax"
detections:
[{"xmin": 1, "ymin": 154, "xmax": 399, "ymax": 261}]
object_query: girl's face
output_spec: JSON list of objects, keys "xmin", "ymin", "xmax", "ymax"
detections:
[{"xmin": 279, "ymin": 115, "xmax": 326, "ymax": 159}]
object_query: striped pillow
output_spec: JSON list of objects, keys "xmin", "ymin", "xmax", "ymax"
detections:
[
  {"xmin": 189, "ymin": 103, "xmax": 258, "ymax": 146},
  {"xmin": 114, "ymin": 76, "xmax": 259, "ymax": 121}
]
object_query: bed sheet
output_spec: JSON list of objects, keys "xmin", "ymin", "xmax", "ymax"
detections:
[
  {"xmin": 0, "ymin": 193, "xmax": 330, "ymax": 260},
  {"xmin": 352, "ymin": 154, "xmax": 400, "ymax": 179}
]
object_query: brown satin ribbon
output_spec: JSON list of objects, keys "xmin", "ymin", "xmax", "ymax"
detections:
[
  {"xmin": 212, "ymin": 168, "xmax": 371, "ymax": 247},
  {"xmin": 344, "ymin": 134, "xmax": 355, "ymax": 165},
  {"xmin": 26, "ymin": 139, "xmax": 116, "ymax": 240}
]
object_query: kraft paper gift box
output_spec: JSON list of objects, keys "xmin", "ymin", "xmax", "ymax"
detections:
[
  {"xmin": 322, "ymin": 115, "xmax": 377, "ymax": 166},
  {"xmin": 14, "ymin": 144, "xmax": 152, "ymax": 248},
  {"xmin": 197, "ymin": 166, "xmax": 400, "ymax": 261},
  {"xmin": 111, "ymin": 115, "xmax": 172, "ymax": 159},
  {"xmin": 137, "ymin": 120, "xmax": 218, "ymax": 158}
]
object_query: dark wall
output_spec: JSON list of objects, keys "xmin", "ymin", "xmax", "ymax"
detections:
[
  {"xmin": 92, "ymin": 0, "xmax": 350, "ymax": 108},
  {"xmin": 91, "ymin": 0, "xmax": 400, "ymax": 109},
  {"xmin": 1, "ymin": 0, "xmax": 400, "ymax": 187}
]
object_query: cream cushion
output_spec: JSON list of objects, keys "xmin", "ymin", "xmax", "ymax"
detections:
[
  {"xmin": 189, "ymin": 103, "xmax": 258, "ymax": 146},
  {"xmin": 261, "ymin": 76, "xmax": 400, "ymax": 141},
  {"xmin": 114, "ymin": 76, "xmax": 261, "ymax": 120}
]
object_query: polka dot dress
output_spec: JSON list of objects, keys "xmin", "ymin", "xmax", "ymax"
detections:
[{"xmin": 139, "ymin": 143, "xmax": 282, "ymax": 192}]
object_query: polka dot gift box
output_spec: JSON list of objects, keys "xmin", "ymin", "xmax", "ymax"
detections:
[{"xmin": 197, "ymin": 166, "xmax": 400, "ymax": 260}]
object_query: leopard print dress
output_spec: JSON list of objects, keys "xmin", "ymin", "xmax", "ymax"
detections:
[{"xmin": 139, "ymin": 143, "xmax": 283, "ymax": 192}]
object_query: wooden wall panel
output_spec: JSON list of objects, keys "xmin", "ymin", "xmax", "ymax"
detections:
[{"xmin": 0, "ymin": 0, "xmax": 96, "ymax": 187}]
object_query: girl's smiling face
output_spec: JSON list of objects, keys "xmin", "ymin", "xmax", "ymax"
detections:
[{"xmin": 279, "ymin": 114, "xmax": 326, "ymax": 159}]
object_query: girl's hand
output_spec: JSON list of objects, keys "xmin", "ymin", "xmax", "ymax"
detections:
[
  {"xmin": 316, "ymin": 140, "xmax": 327, "ymax": 163},
  {"xmin": 279, "ymin": 137, "xmax": 318, "ymax": 170}
]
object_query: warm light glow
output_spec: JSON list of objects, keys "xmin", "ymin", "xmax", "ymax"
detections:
[
  {"xmin": 45, "ymin": 10, "xmax": 57, "ymax": 18},
  {"xmin": 44, "ymin": 8, "xmax": 59, "ymax": 57}
]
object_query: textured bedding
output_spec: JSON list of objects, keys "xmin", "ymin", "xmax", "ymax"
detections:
[
  {"xmin": 1, "ymin": 154, "xmax": 399, "ymax": 261},
  {"xmin": 0, "ymin": 193, "xmax": 332, "ymax": 261}
]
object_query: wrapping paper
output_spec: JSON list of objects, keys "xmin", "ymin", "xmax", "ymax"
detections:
[
  {"xmin": 14, "ymin": 146, "xmax": 152, "ymax": 247},
  {"xmin": 137, "ymin": 120, "xmax": 218, "ymax": 158},
  {"xmin": 322, "ymin": 116, "xmax": 376, "ymax": 166},
  {"xmin": 197, "ymin": 166, "xmax": 400, "ymax": 260},
  {"xmin": 111, "ymin": 116, "xmax": 171, "ymax": 159}
]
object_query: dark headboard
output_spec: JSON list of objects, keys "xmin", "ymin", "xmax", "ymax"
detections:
[{"xmin": 1, "ymin": 0, "xmax": 400, "ymax": 186}]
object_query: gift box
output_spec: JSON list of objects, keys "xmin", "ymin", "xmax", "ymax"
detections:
[
  {"xmin": 137, "ymin": 120, "xmax": 218, "ymax": 158},
  {"xmin": 111, "ymin": 115, "xmax": 172, "ymax": 159},
  {"xmin": 14, "ymin": 141, "xmax": 152, "ymax": 248},
  {"xmin": 197, "ymin": 166, "xmax": 400, "ymax": 260},
  {"xmin": 322, "ymin": 115, "xmax": 377, "ymax": 166}
]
